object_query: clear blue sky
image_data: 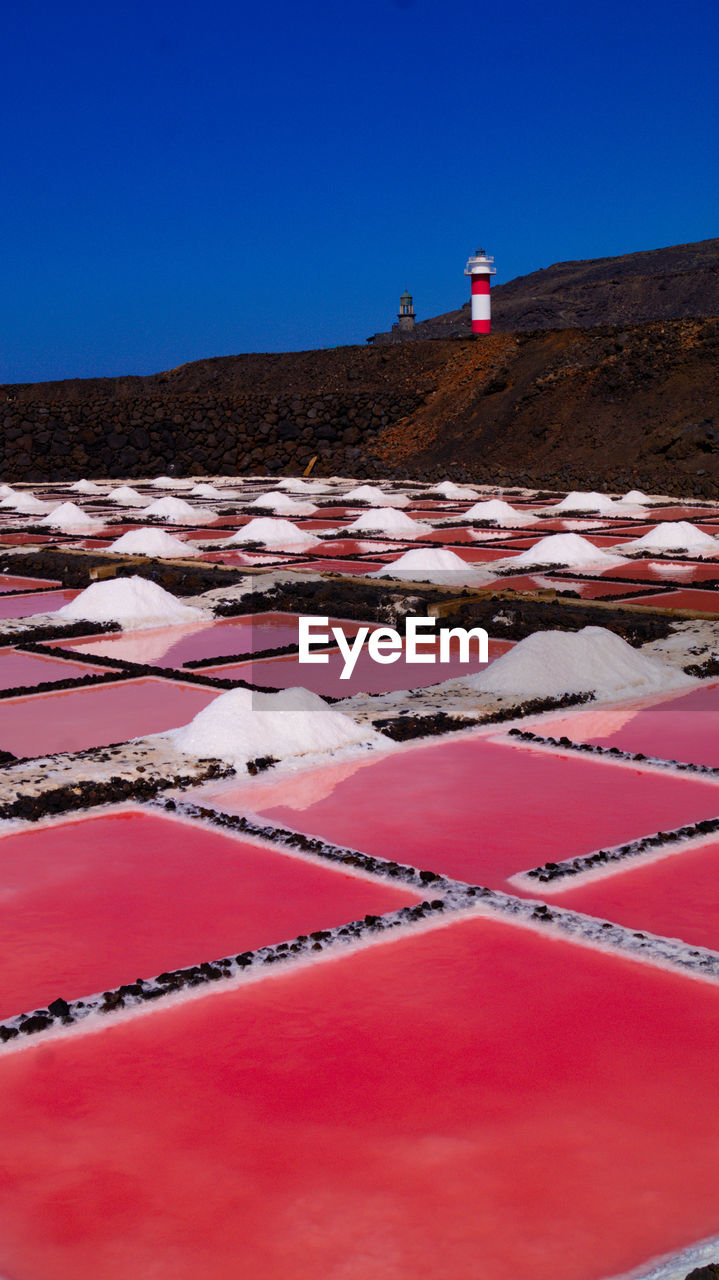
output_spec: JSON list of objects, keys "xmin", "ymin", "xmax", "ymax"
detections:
[{"xmin": 2, "ymin": 0, "xmax": 718, "ymax": 383}]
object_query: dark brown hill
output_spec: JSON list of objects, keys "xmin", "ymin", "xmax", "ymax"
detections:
[{"xmin": 372, "ymin": 237, "xmax": 719, "ymax": 341}]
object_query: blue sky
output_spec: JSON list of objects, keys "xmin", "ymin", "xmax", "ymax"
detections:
[{"xmin": 2, "ymin": 0, "xmax": 718, "ymax": 382}]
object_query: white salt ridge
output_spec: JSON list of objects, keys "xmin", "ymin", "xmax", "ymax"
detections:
[
  {"xmin": 511, "ymin": 532, "xmax": 626, "ymax": 569},
  {"xmin": 431, "ymin": 481, "xmax": 481, "ymax": 500},
  {"xmin": 344, "ymin": 484, "xmax": 409, "ymax": 508},
  {"xmin": 70, "ymin": 479, "xmax": 105, "ymax": 495},
  {"xmin": 553, "ymin": 490, "xmax": 620, "ymax": 514},
  {"xmin": 373, "ymin": 547, "xmax": 494, "ymax": 583},
  {"xmin": 623, "ymin": 489, "xmax": 651, "ymax": 504},
  {"xmin": 106, "ymin": 529, "xmax": 200, "ymax": 558},
  {"xmin": 623, "ymin": 521, "xmax": 719, "ymax": 556},
  {"xmin": 108, "ymin": 486, "xmax": 147, "ymax": 508},
  {"xmin": 225, "ymin": 517, "xmax": 319, "ymax": 551},
  {"xmin": 345, "ymin": 508, "xmax": 431, "ymax": 537},
  {"xmin": 56, "ymin": 575, "xmax": 207, "ymax": 629},
  {"xmin": 465, "ymin": 498, "xmax": 533, "ymax": 525},
  {"xmin": 247, "ymin": 490, "xmax": 318, "ymax": 516},
  {"xmin": 166, "ymin": 685, "xmax": 383, "ymax": 769},
  {"xmin": 40, "ymin": 501, "xmax": 104, "ymax": 532},
  {"xmin": 469, "ymin": 626, "xmax": 695, "ymax": 701},
  {"xmin": 0, "ymin": 492, "xmax": 48, "ymax": 514},
  {"xmin": 0, "ymin": 484, "xmax": 17, "ymax": 500},
  {"xmin": 140, "ymin": 497, "xmax": 215, "ymax": 524}
]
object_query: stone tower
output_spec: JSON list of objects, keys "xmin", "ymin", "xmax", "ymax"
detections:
[{"xmin": 397, "ymin": 291, "xmax": 416, "ymax": 336}]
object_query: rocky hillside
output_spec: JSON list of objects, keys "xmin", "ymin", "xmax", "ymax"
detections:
[{"xmin": 371, "ymin": 237, "xmax": 719, "ymax": 341}]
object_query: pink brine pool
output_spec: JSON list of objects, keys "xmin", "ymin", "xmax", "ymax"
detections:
[
  {"xmin": 196, "ymin": 735, "xmax": 719, "ymax": 890},
  {"xmin": 0, "ymin": 647, "xmax": 109, "ymax": 693},
  {"xmin": 1, "ymin": 917, "xmax": 719, "ymax": 1279},
  {"xmin": 0, "ymin": 589, "xmax": 79, "ymax": 619},
  {"xmin": 537, "ymin": 682, "xmax": 719, "ymax": 768},
  {"xmin": 0, "ymin": 677, "xmax": 220, "ymax": 757},
  {"xmin": 0, "ymin": 808, "xmax": 419, "ymax": 1019}
]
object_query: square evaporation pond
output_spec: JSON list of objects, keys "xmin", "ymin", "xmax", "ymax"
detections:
[
  {"xmin": 603, "ymin": 562, "xmax": 719, "ymax": 583},
  {"xmin": 495, "ymin": 575, "xmax": 649, "ymax": 599},
  {"xmin": 286, "ymin": 558, "xmax": 395, "ymax": 574},
  {"xmin": 199, "ymin": 736, "xmax": 719, "ymax": 891},
  {"xmin": 0, "ymin": 574, "xmax": 62, "ymax": 592},
  {"xmin": 43, "ymin": 613, "xmax": 378, "ymax": 668},
  {"xmin": 0, "ymin": 647, "xmax": 111, "ymax": 693},
  {"xmin": 2, "ymin": 917, "xmax": 719, "ymax": 1280},
  {"xmin": 0, "ymin": 677, "xmax": 220, "ymax": 757},
  {"xmin": 202, "ymin": 637, "xmax": 514, "ymax": 698},
  {"xmin": 543, "ymin": 836, "xmax": 719, "ymax": 952},
  {"xmin": 0, "ymin": 589, "xmax": 79, "ymax": 620},
  {"xmin": 0, "ymin": 808, "xmax": 420, "ymax": 1020},
  {"xmin": 536, "ymin": 682, "xmax": 719, "ymax": 768}
]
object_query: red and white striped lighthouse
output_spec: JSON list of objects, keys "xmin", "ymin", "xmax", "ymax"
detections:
[{"xmin": 464, "ymin": 247, "xmax": 496, "ymax": 335}]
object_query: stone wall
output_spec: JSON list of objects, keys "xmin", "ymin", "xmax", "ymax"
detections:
[{"xmin": 0, "ymin": 387, "xmax": 425, "ymax": 482}]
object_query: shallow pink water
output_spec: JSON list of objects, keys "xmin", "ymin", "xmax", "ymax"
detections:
[
  {"xmin": 0, "ymin": 589, "xmax": 79, "ymax": 619},
  {"xmin": 620, "ymin": 588, "xmax": 719, "ymax": 611},
  {"xmin": 0, "ymin": 647, "xmax": 108, "ymax": 692},
  {"xmin": 203, "ymin": 736, "xmax": 719, "ymax": 888},
  {"xmin": 0, "ymin": 809, "xmax": 418, "ymax": 1018},
  {"xmin": 48, "ymin": 613, "xmax": 375, "ymax": 667},
  {"xmin": 288, "ymin": 558, "xmax": 394, "ymax": 573},
  {"xmin": 549, "ymin": 838, "xmax": 719, "ymax": 950},
  {"xmin": 539, "ymin": 682, "xmax": 719, "ymax": 767},
  {"xmin": 0, "ymin": 574, "xmax": 61, "ymax": 592},
  {"xmin": 209, "ymin": 636, "xmax": 514, "ymax": 697},
  {"xmin": 0, "ymin": 677, "xmax": 219, "ymax": 757},
  {"xmin": 1, "ymin": 916, "xmax": 719, "ymax": 1280},
  {"xmin": 604, "ymin": 561, "xmax": 719, "ymax": 582}
]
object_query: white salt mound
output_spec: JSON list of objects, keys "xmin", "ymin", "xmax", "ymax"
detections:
[
  {"xmin": 465, "ymin": 499, "xmax": 531, "ymax": 525},
  {"xmin": 511, "ymin": 532, "xmax": 625, "ymax": 569},
  {"xmin": 623, "ymin": 521, "xmax": 718, "ymax": 556},
  {"xmin": 40, "ymin": 502, "xmax": 104, "ymax": 532},
  {"xmin": 150, "ymin": 475, "xmax": 187, "ymax": 489},
  {"xmin": 247, "ymin": 490, "xmax": 318, "ymax": 516},
  {"xmin": 623, "ymin": 489, "xmax": 651, "ymax": 504},
  {"xmin": 70, "ymin": 479, "xmax": 105, "ymax": 495},
  {"xmin": 469, "ymin": 626, "xmax": 695, "ymax": 701},
  {"xmin": 0, "ymin": 492, "xmax": 48, "ymax": 514},
  {"xmin": 106, "ymin": 529, "xmax": 200, "ymax": 558},
  {"xmin": 140, "ymin": 497, "xmax": 215, "ymax": 524},
  {"xmin": 166, "ymin": 685, "xmax": 382, "ymax": 769},
  {"xmin": 226, "ymin": 517, "xmax": 318, "ymax": 551},
  {"xmin": 344, "ymin": 485, "xmax": 409, "ymax": 508},
  {"xmin": 431, "ymin": 482, "xmax": 481, "ymax": 500},
  {"xmin": 554, "ymin": 491, "xmax": 619, "ymax": 514},
  {"xmin": 56, "ymin": 575, "xmax": 206, "ymax": 628},
  {"xmin": 346, "ymin": 508, "xmax": 431, "ymax": 537},
  {"xmin": 108, "ymin": 486, "xmax": 147, "ymax": 507},
  {"xmin": 0, "ymin": 484, "xmax": 17, "ymax": 500},
  {"xmin": 277, "ymin": 478, "xmax": 325, "ymax": 493},
  {"xmin": 189, "ymin": 483, "xmax": 224, "ymax": 498},
  {"xmin": 373, "ymin": 547, "xmax": 491, "ymax": 582}
]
